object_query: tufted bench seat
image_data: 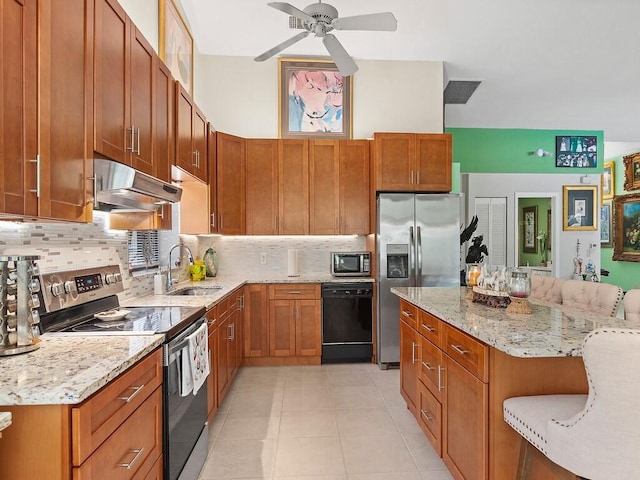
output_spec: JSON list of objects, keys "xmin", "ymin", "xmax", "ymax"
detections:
[
  {"xmin": 623, "ymin": 289, "xmax": 640, "ymax": 321},
  {"xmin": 530, "ymin": 275, "xmax": 565, "ymax": 304},
  {"xmin": 560, "ymin": 279, "xmax": 622, "ymax": 317}
]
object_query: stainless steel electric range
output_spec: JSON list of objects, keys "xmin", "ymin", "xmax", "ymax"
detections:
[{"xmin": 37, "ymin": 264, "xmax": 209, "ymax": 480}]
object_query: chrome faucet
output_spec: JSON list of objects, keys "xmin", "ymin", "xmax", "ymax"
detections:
[{"xmin": 167, "ymin": 244, "xmax": 194, "ymax": 291}]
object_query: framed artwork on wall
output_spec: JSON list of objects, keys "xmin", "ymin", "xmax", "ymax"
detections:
[
  {"xmin": 602, "ymin": 161, "xmax": 614, "ymax": 200},
  {"xmin": 601, "ymin": 199, "xmax": 613, "ymax": 248},
  {"xmin": 563, "ymin": 185, "xmax": 597, "ymax": 231},
  {"xmin": 613, "ymin": 193, "xmax": 640, "ymax": 261},
  {"xmin": 159, "ymin": 0, "xmax": 194, "ymax": 96},
  {"xmin": 555, "ymin": 135, "xmax": 597, "ymax": 168},
  {"xmin": 623, "ymin": 152, "xmax": 640, "ymax": 191},
  {"xmin": 278, "ymin": 58, "xmax": 353, "ymax": 139},
  {"xmin": 522, "ymin": 206, "xmax": 538, "ymax": 253}
]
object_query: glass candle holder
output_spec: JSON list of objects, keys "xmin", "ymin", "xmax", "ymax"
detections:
[
  {"xmin": 509, "ymin": 269, "xmax": 531, "ymax": 298},
  {"xmin": 466, "ymin": 263, "xmax": 481, "ymax": 287}
]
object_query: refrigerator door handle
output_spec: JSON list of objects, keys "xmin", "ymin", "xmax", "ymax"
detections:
[
  {"xmin": 409, "ymin": 226, "xmax": 415, "ymax": 285},
  {"xmin": 417, "ymin": 226, "xmax": 422, "ymax": 285}
]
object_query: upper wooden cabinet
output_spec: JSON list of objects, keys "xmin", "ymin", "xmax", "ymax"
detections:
[
  {"xmin": 216, "ymin": 132, "xmax": 246, "ymax": 235},
  {"xmin": 175, "ymin": 83, "xmax": 208, "ymax": 182},
  {"xmin": 246, "ymin": 139, "xmax": 279, "ymax": 235},
  {"xmin": 279, "ymin": 139, "xmax": 309, "ymax": 235},
  {"xmin": 0, "ymin": 0, "xmax": 92, "ymax": 222},
  {"xmin": 94, "ymin": 0, "xmax": 155, "ymax": 175},
  {"xmin": 309, "ymin": 139, "xmax": 370, "ymax": 235},
  {"xmin": 374, "ymin": 133, "xmax": 452, "ymax": 192}
]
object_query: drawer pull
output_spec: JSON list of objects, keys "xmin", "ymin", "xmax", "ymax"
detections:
[
  {"xmin": 420, "ymin": 409, "xmax": 433, "ymax": 421},
  {"xmin": 288, "ymin": 291, "xmax": 302, "ymax": 294},
  {"xmin": 421, "ymin": 361, "xmax": 435, "ymax": 371},
  {"xmin": 118, "ymin": 447, "xmax": 145, "ymax": 469},
  {"xmin": 421, "ymin": 324, "xmax": 435, "ymax": 332},
  {"xmin": 450, "ymin": 344, "xmax": 469, "ymax": 356},
  {"xmin": 118, "ymin": 384, "xmax": 145, "ymax": 403},
  {"xmin": 401, "ymin": 309, "xmax": 413, "ymax": 318},
  {"xmin": 438, "ymin": 366, "xmax": 444, "ymax": 391},
  {"xmin": 411, "ymin": 342, "xmax": 417, "ymax": 364}
]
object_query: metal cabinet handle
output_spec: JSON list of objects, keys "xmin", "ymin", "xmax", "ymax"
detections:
[
  {"xmin": 438, "ymin": 366, "xmax": 445, "ymax": 391},
  {"xmin": 210, "ymin": 212, "xmax": 216, "ymax": 228},
  {"xmin": 288, "ymin": 291, "xmax": 302, "ymax": 294},
  {"xmin": 136, "ymin": 128, "xmax": 140, "ymax": 155},
  {"xmin": 417, "ymin": 170, "xmax": 421, "ymax": 185},
  {"xmin": 410, "ymin": 170, "xmax": 414, "ymax": 184},
  {"xmin": 421, "ymin": 361, "xmax": 434, "ymax": 371},
  {"xmin": 421, "ymin": 324, "xmax": 435, "ymax": 333},
  {"xmin": 401, "ymin": 310, "xmax": 413, "ymax": 318},
  {"xmin": 450, "ymin": 344, "xmax": 469, "ymax": 356},
  {"xmin": 411, "ymin": 342, "xmax": 417, "ymax": 364},
  {"xmin": 220, "ymin": 214, "xmax": 224, "ymax": 230},
  {"xmin": 420, "ymin": 409, "xmax": 433, "ymax": 421},
  {"xmin": 29, "ymin": 154, "xmax": 41, "ymax": 197},
  {"xmin": 127, "ymin": 126, "xmax": 135, "ymax": 152},
  {"xmin": 118, "ymin": 447, "xmax": 145, "ymax": 469},
  {"xmin": 118, "ymin": 384, "xmax": 145, "ymax": 403}
]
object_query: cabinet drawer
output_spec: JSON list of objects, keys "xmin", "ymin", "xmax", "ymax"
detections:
[
  {"xmin": 268, "ymin": 283, "xmax": 319, "ymax": 300},
  {"xmin": 73, "ymin": 387, "xmax": 162, "ymax": 480},
  {"xmin": 399, "ymin": 299, "xmax": 418, "ymax": 329},
  {"xmin": 418, "ymin": 309, "xmax": 443, "ymax": 347},
  {"xmin": 417, "ymin": 380, "xmax": 442, "ymax": 456},
  {"xmin": 419, "ymin": 336, "xmax": 443, "ymax": 401},
  {"xmin": 72, "ymin": 349, "xmax": 162, "ymax": 465},
  {"xmin": 443, "ymin": 324, "xmax": 489, "ymax": 382}
]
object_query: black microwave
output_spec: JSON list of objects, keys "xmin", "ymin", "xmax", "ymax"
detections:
[{"xmin": 331, "ymin": 252, "xmax": 372, "ymax": 277}]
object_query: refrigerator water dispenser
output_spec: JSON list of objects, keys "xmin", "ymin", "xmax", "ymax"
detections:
[{"xmin": 386, "ymin": 244, "xmax": 409, "ymax": 279}]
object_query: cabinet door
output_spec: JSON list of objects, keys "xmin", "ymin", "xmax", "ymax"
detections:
[
  {"xmin": 269, "ymin": 299, "xmax": 296, "ymax": 357},
  {"xmin": 400, "ymin": 319, "xmax": 418, "ymax": 415},
  {"xmin": 295, "ymin": 299, "xmax": 321, "ymax": 356},
  {"xmin": 374, "ymin": 133, "xmax": 415, "ymax": 191},
  {"xmin": 207, "ymin": 327, "xmax": 216, "ymax": 420},
  {"xmin": 243, "ymin": 284, "xmax": 269, "ymax": 358},
  {"xmin": 279, "ymin": 139, "xmax": 309, "ymax": 234},
  {"xmin": 175, "ymin": 82, "xmax": 195, "ymax": 174},
  {"xmin": 442, "ymin": 355, "xmax": 488, "ymax": 480},
  {"xmin": 154, "ymin": 61, "xmax": 173, "ymax": 183},
  {"xmin": 415, "ymin": 134, "xmax": 451, "ymax": 192},
  {"xmin": 418, "ymin": 379, "xmax": 442, "ymax": 456},
  {"xmin": 192, "ymin": 105, "xmax": 208, "ymax": 182},
  {"xmin": 129, "ymin": 26, "xmax": 154, "ymax": 176},
  {"xmin": 0, "ymin": 0, "xmax": 38, "ymax": 216},
  {"xmin": 339, "ymin": 139, "xmax": 370, "ymax": 234},
  {"xmin": 216, "ymin": 132, "xmax": 246, "ymax": 234},
  {"xmin": 309, "ymin": 140, "xmax": 339, "ymax": 235},
  {"xmin": 246, "ymin": 139, "xmax": 279, "ymax": 235},
  {"xmin": 94, "ymin": 0, "xmax": 129, "ymax": 164},
  {"xmin": 215, "ymin": 316, "xmax": 230, "ymax": 405}
]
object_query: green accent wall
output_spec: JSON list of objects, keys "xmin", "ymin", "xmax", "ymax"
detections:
[{"xmin": 446, "ymin": 128, "xmax": 604, "ymax": 174}]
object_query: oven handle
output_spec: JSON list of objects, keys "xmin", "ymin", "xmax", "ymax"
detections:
[{"xmin": 163, "ymin": 317, "xmax": 206, "ymax": 366}]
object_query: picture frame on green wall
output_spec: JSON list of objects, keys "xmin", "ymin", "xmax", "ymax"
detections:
[
  {"xmin": 601, "ymin": 199, "xmax": 612, "ymax": 248},
  {"xmin": 563, "ymin": 185, "xmax": 597, "ymax": 231},
  {"xmin": 602, "ymin": 161, "xmax": 614, "ymax": 200},
  {"xmin": 556, "ymin": 135, "xmax": 597, "ymax": 167},
  {"xmin": 623, "ymin": 152, "xmax": 640, "ymax": 191},
  {"xmin": 613, "ymin": 193, "xmax": 640, "ymax": 262}
]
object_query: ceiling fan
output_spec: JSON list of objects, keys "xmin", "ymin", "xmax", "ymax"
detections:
[{"xmin": 254, "ymin": 1, "xmax": 397, "ymax": 76}]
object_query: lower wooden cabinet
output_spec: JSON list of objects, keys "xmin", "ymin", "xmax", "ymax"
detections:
[
  {"xmin": 400, "ymin": 318, "xmax": 419, "ymax": 415},
  {"xmin": 213, "ymin": 288, "xmax": 243, "ymax": 407},
  {"xmin": 243, "ymin": 284, "xmax": 269, "ymax": 358},
  {"xmin": 206, "ymin": 308, "xmax": 217, "ymax": 423}
]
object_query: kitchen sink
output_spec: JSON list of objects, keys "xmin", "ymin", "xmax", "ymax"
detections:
[{"xmin": 166, "ymin": 286, "xmax": 224, "ymax": 296}]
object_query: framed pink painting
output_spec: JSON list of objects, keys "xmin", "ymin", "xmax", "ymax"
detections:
[
  {"xmin": 159, "ymin": 0, "xmax": 194, "ymax": 96},
  {"xmin": 279, "ymin": 58, "xmax": 352, "ymax": 139}
]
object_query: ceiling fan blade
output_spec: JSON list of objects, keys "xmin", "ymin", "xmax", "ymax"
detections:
[
  {"xmin": 332, "ymin": 12, "xmax": 397, "ymax": 31},
  {"xmin": 254, "ymin": 30, "xmax": 310, "ymax": 62},
  {"xmin": 268, "ymin": 2, "xmax": 315, "ymax": 24},
  {"xmin": 322, "ymin": 34, "xmax": 358, "ymax": 76}
]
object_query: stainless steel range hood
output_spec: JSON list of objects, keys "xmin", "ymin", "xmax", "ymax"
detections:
[{"xmin": 93, "ymin": 158, "xmax": 182, "ymax": 212}]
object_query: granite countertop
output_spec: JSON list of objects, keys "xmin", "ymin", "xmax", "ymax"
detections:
[
  {"xmin": 392, "ymin": 287, "xmax": 640, "ymax": 358},
  {"xmin": 0, "ymin": 412, "xmax": 11, "ymax": 433},
  {"xmin": 0, "ymin": 335, "xmax": 163, "ymax": 406}
]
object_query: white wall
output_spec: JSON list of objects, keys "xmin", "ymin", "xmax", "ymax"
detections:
[
  {"xmin": 464, "ymin": 173, "xmax": 601, "ymax": 280},
  {"xmin": 195, "ymin": 55, "xmax": 444, "ymax": 138}
]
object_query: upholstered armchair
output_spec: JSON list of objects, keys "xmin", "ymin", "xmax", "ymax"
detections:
[
  {"xmin": 529, "ymin": 275, "xmax": 565, "ymax": 304},
  {"xmin": 504, "ymin": 328, "xmax": 640, "ymax": 480},
  {"xmin": 623, "ymin": 289, "xmax": 640, "ymax": 321},
  {"xmin": 561, "ymin": 280, "xmax": 623, "ymax": 317}
]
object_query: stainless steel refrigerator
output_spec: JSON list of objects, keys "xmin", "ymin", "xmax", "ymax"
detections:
[{"xmin": 376, "ymin": 193, "xmax": 461, "ymax": 367}]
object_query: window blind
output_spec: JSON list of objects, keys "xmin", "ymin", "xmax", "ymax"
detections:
[{"xmin": 127, "ymin": 230, "xmax": 160, "ymax": 272}]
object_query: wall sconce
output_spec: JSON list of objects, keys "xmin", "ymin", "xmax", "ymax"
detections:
[{"xmin": 528, "ymin": 148, "xmax": 552, "ymax": 158}]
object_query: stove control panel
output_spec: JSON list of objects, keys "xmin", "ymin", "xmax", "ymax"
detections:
[{"xmin": 39, "ymin": 265, "xmax": 124, "ymax": 313}]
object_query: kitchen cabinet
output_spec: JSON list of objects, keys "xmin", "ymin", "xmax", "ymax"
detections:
[
  {"xmin": 268, "ymin": 284, "xmax": 321, "ymax": 358},
  {"xmin": 175, "ymin": 83, "xmax": 208, "ymax": 182},
  {"xmin": 246, "ymin": 139, "xmax": 279, "ymax": 235},
  {"xmin": 214, "ymin": 289, "xmax": 242, "ymax": 406},
  {"xmin": 243, "ymin": 284, "xmax": 270, "ymax": 358},
  {"xmin": 1, "ymin": 0, "xmax": 92, "ymax": 222},
  {"xmin": 374, "ymin": 133, "xmax": 451, "ymax": 192},
  {"xmin": 400, "ymin": 315, "xmax": 419, "ymax": 415},
  {"xmin": 279, "ymin": 139, "xmax": 309, "ymax": 235},
  {"xmin": 309, "ymin": 139, "xmax": 370, "ymax": 235},
  {"xmin": 94, "ymin": 0, "xmax": 155, "ymax": 175},
  {"xmin": 216, "ymin": 132, "xmax": 246, "ymax": 235},
  {"xmin": 206, "ymin": 308, "xmax": 218, "ymax": 423}
]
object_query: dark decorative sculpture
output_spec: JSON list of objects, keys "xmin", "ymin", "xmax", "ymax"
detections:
[{"xmin": 459, "ymin": 215, "xmax": 489, "ymax": 285}]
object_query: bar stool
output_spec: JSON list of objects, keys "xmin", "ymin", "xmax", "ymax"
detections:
[
  {"xmin": 623, "ymin": 289, "xmax": 640, "ymax": 321},
  {"xmin": 503, "ymin": 328, "xmax": 640, "ymax": 480},
  {"xmin": 529, "ymin": 275, "xmax": 565, "ymax": 304},
  {"xmin": 561, "ymin": 280, "xmax": 623, "ymax": 317}
]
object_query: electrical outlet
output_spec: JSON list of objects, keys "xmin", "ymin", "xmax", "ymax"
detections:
[{"xmin": 260, "ymin": 253, "xmax": 267, "ymax": 265}]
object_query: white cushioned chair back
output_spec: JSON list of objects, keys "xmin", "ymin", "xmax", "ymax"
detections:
[
  {"xmin": 546, "ymin": 328, "xmax": 640, "ymax": 479},
  {"xmin": 623, "ymin": 289, "xmax": 640, "ymax": 321},
  {"xmin": 560, "ymin": 280, "xmax": 623, "ymax": 317},
  {"xmin": 530, "ymin": 275, "xmax": 565, "ymax": 304}
]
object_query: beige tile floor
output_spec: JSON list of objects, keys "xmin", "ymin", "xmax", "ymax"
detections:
[{"xmin": 198, "ymin": 363, "xmax": 454, "ymax": 480}]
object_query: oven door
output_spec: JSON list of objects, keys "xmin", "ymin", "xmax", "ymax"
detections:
[{"xmin": 164, "ymin": 319, "xmax": 209, "ymax": 480}]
